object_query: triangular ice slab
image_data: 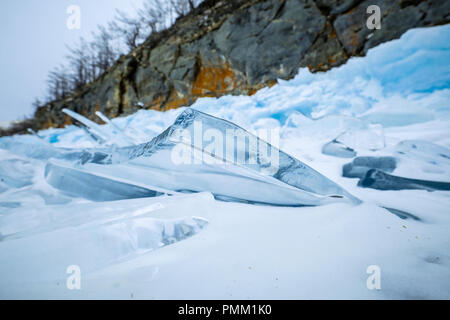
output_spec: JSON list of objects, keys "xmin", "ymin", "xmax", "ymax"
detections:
[{"xmin": 76, "ymin": 109, "xmax": 360, "ymax": 206}]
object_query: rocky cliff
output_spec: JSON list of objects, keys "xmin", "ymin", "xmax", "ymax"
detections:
[{"xmin": 3, "ymin": 0, "xmax": 450, "ymax": 135}]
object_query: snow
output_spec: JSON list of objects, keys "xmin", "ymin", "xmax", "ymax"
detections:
[{"xmin": 0, "ymin": 25, "xmax": 450, "ymax": 299}]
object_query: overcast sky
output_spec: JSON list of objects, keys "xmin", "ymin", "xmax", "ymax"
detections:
[{"xmin": 0, "ymin": 0, "xmax": 145, "ymax": 122}]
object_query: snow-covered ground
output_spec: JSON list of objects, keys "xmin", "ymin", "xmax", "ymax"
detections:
[{"xmin": 0, "ymin": 25, "xmax": 449, "ymax": 299}]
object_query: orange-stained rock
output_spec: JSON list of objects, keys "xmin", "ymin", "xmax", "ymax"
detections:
[{"xmin": 191, "ymin": 63, "xmax": 238, "ymax": 97}]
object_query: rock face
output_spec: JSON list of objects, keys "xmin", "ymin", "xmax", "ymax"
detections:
[{"xmin": 4, "ymin": 0, "xmax": 450, "ymax": 135}]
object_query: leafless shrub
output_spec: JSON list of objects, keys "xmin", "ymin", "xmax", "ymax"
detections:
[
  {"xmin": 66, "ymin": 37, "xmax": 91, "ymax": 91},
  {"xmin": 109, "ymin": 10, "xmax": 145, "ymax": 51},
  {"xmin": 92, "ymin": 26, "xmax": 119, "ymax": 74},
  {"xmin": 47, "ymin": 65, "xmax": 70, "ymax": 101},
  {"xmin": 36, "ymin": 0, "xmax": 202, "ymax": 110}
]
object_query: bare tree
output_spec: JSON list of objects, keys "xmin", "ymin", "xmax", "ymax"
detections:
[
  {"xmin": 66, "ymin": 38, "xmax": 91, "ymax": 91},
  {"xmin": 87, "ymin": 44, "xmax": 99, "ymax": 83},
  {"xmin": 138, "ymin": 0, "xmax": 172, "ymax": 33},
  {"xmin": 109, "ymin": 10, "xmax": 144, "ymax": 51},
  {"xmin": 92, "ymin": 26, "xmax": 119, "ymax": 74},
  {"xmin": 170, "ymin": 0, "xmax": 195, "ymax": 16},
  {"xmin": 32, "ymin": 98, "xmax": 42, "ymax": 111},
  {"xmin": 138, "ymin": 0, "xmax": 201, "ymax": 33},
  {"xmin": 47, "ymin": 65, "xmax": 71, "ymax": 101},
  {"xmin": 42, "ymin": 0, "xmax": 202, "ymax": 104}
]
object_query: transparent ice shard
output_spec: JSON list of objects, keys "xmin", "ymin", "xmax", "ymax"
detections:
[
  {"xmin": 161, "ymin": 217, "xmax": 209, "ymax": 245},
  {"xmin": 0, "ymin": 209, "xmax": 208, "ymax": 272},
  {"xmin": 0, "ymin": 134, "xmax": 128, "ymax": 167},
  {"xmin": 95, "ymin": 111, "xmax": 139, "ymax": 145},
  {"xmin": 77, "ymin": 109, "xmax": 361, "ymax": 206},
  {"xmin": 44, "ymin": 161, "xmax": 169, "ymax": 201},
  {"xmin": 0, "ymin": 192, "xmax": 213, "ymax": 241},
  {"xmin": 77, "ymin": 123, "xmax": 106, "ymax": 144},
  {"xmin": 321, "ymin": 124, "xmax": 385, "ymax": 158},
  {"xmin": 322, "ymin": 140, "xmax": 357, "ymax": 158},
  {"xmin": 282, "ymin": 113, "xmax": 385, "ymax": 153},
  {"xmin": 282, "ymin": 111, "xmax": 314, "ymax": 129},
  {"xmin": 27, "ymin": 128, "xmax": 44, "ymax": 140},
  {"xmin": 0, "ymin": 159, "xmax": 34, "ymax": 189},
  {"xmin": 334, "ymin": 123, "xmax": 385, "ymax": 152},
  {"xmin": 63, "ymin": 109, "xmax": 134, "ymax": 147},
  {"xmin": 343, "ymin": 157, "xmax": 397, "ymax": 179},
  {"xmin": 0, "ymin": 193, "xmax": 210, "ymax": 274},
  {"xmin": 343, "ymin": 141, "xmax": 450, "ymax": 189},
  {"xmin": 0, "ymin": 185, "xmax": 73, "ymax": 207},
  {"xmin": 282, "ymin": 113, "xmax": 367, "ymax": 141},
  {"xmin": 0, "ymin": 135, "xmax": 86, "ymax": 162},
  {"xmin": 1, "ymin": 110, "xmax": 359, "ymax": 206}
]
